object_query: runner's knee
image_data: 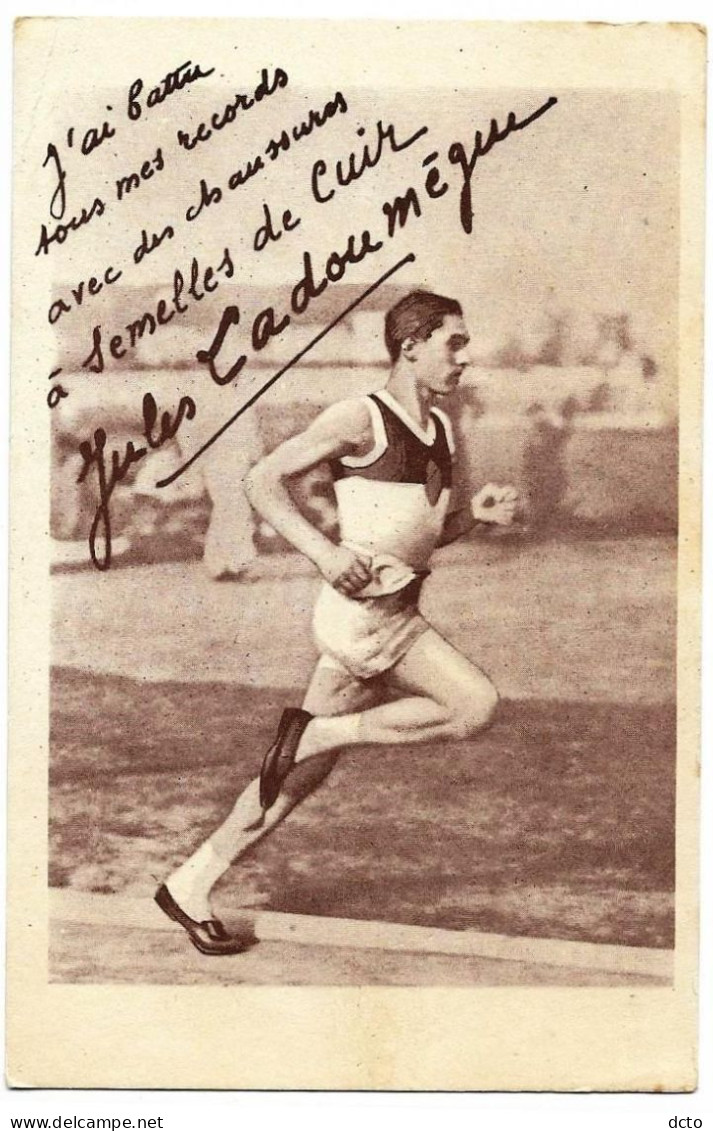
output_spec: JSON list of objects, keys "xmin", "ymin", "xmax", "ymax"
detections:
[{"xmin": 449, "ymin": 681, "xmax": 499, "ymax": 739}]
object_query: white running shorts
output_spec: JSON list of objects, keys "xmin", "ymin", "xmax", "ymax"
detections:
[{"xmin": 312, "ymin": 579, "xmax": 429, "ymax": 680}]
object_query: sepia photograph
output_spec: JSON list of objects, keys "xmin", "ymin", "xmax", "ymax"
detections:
[{"xmin": 7, "ymin": 17, "xmax": 704, "ymax": 1090}]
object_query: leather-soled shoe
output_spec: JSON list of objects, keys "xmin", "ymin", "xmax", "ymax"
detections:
[
  {"xmin": 154, "ymin": 884, "xmax": 252, "ymax": 956},
  {"xmin": 259, "ymin": 707, "xmax": 313, "ymax": 811}
]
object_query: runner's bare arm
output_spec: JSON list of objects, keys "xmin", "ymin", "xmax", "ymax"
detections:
[
  {"xmin": 438, "ymin": 483, "xmax": 519, "ymax": 546},
  {"xmin": 438, "ymin": 507, "xmax": 482, "ymax": 546},
  {"xmin": 244, "ymin": 400, "xmax": 375, "ymax": 594}
]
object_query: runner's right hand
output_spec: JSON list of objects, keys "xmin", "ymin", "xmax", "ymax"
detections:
[{"xmin": 317, "ymin": 545, "xmax": 372, "ymax": 596}]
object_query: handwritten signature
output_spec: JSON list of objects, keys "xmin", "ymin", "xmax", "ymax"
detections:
[{"xmin": 77, "ymin": 392, "xmax": 196, "ymax": 571}]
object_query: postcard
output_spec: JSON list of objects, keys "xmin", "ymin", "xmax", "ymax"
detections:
[{"xmin": 7, "ymin": 18, "xmax": 705, "ymax": 1089}]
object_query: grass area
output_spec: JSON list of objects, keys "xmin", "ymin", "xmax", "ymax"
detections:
[{"xmin": 50, "ymin": 668, "xmax": 675, "ymax": 948}]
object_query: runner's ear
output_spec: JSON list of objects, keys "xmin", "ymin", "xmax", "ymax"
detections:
[{"xmin": 401, "ymin": 336, "xmax": 420, "ymax": 361}]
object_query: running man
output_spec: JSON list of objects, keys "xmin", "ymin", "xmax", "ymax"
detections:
[{"xmin": 155, "ymin": 290, "xmax": 518, "ymax": 954}]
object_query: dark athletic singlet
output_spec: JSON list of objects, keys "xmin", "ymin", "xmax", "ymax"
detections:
[{"xmin": 330, "ymin": 389, "xmax": 455, "ymax": 571}]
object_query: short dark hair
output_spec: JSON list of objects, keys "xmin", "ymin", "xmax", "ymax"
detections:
[{"xmin": 384, "ymin": 290, "xmax": 463, "ymax": 363}]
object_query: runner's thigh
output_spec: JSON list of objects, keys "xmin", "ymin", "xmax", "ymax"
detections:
[
  {"xmin": 388, "ymin": 627, "xmax": 497, "ymax": 714},
  {"xmin": 302, "ymin": 656, "xmax": 387, "ymax": 716}
]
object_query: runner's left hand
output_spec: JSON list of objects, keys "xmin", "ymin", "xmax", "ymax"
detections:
[{"xmin": 471, "ymin": 483, "xmax": 519, "ymax": 526}]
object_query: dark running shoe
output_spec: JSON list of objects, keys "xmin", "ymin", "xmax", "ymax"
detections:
[
  {"xmin": 154, "ymin": 884, "xmax": 253, "ymax": 956},
  {"xmin": 259, "ymin": 707, "xmax": 313, "ymax": 811}
]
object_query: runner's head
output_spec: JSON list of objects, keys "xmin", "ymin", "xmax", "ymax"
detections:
[{"xmin": 385, "ymin": 291, "xmax": 471, "ymax": 394}]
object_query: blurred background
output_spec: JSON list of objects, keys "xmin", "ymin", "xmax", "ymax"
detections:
[{"xmin": 50, "ymin": 278, "xmax": 677, "ymax": 575}]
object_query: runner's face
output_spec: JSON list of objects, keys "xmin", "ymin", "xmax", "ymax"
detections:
[{"xmin": 412, "ymin": 315, "xmax": 472, "ymax": 394}]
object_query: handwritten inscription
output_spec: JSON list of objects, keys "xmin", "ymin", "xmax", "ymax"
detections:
[
  {"xmin": 182, "ymin": 90, "xmax": 349, "ymax": 226},
  {"xmin": 81, "ymin": 248, "xmax": 235, "ymax": 374},
  {"xmin": 116, "ymin": 147, "xmax": 165, "ymax": 201},
  {"xmin": 36, "ymin": 50, "xmax": 558, "ymax": 570},
  {"xmin": 127, "ymin": 60, "xmax": 216, "ymax": 121},
  {"xmin": 311, "ymin": 119, "xmax": 428, "ymax": 203},
  {"xmin": 177, "ymin": 67, "xmax": 288, "ymax": 150},
  {"xmin": 35, "ymin": 60, "xmax": 271, "ymax": 259},
  {"xmin": 48, "ymin": 265, "xmax": 123, "ymax": 324},
  {"xmin": 36, "ymin": 195, "xmax": 106, "ymax": 256}
]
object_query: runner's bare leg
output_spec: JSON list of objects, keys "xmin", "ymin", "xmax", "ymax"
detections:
[
  {"xmin": 294, "ymin": 628, "xmax": 498, "ymax": 762},
  {"xmin": 165, "ymin": 633, "xmax": 497, "ymax": 920},
  {"xmin": 164, "ymin": 660, "xmax": 383, "ymax": 920}
]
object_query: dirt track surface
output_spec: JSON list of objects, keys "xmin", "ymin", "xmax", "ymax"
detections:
[
  {"xmin": 49, "ymin": 891, "xmax": 672, "ymax": 986},
  {"xmin": 52, "ymin": 537, "xmax": 676, "ymax": 703},
  {"xmin": 50, "ymin": 536, "xmax": 677, "ymax": 980},
  {"xmin": 51, "ymin": 921, "xmax": 667, "ymax": 986},
  {"xmin": 50, "ymin": 675, "xmax": 675, "ymax": 948}
]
